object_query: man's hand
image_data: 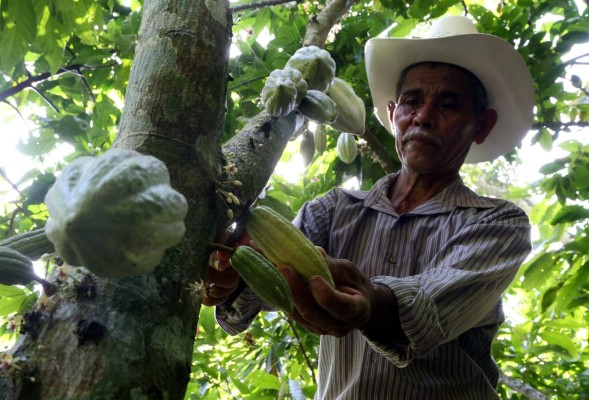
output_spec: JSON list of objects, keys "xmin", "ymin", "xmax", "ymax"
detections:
[
  {"xmin": 201, "ymin": 233, "xmax": 251, "ymax": 307},
  {"xmin": 278, "ymin": 251, "xmax": 390, "ymax": 337}
]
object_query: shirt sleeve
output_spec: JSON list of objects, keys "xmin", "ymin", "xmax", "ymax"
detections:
[{"xmin": 361, "ymin": 203, "xmax": 531, "ymax": 366}]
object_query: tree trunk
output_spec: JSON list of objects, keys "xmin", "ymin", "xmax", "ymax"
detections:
[
  {"xmin": 0, "ymin": 0, "xmax": 232, "ymax": 398},
  {"xmin": 0, "ymin": 0, "xmax": 353, "ymax": 398}
]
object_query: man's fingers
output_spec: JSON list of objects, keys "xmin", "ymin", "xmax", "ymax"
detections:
[{"xmin": 206, "ymin": 267, "xmax": 240, "ymax": 289}]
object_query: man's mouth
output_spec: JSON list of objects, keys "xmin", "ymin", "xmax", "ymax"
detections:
[{"xmin": 402, "ymin": 132, "xmax": 443, "ymax": 148}]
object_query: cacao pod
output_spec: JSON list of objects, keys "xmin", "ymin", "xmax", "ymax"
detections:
[
  {"xmin": 261, "ymin": 69, "xmax": 299, "ymax": 117},
  {"xmin": 336, "ymin": 132, "xmax": 358, "ymax": 164},
  {"xmin": 281, "ymin": 66, "xmax": 308, "ymax": 104},
  {"xmin": 313, "ymin": 125, "xmax": 327, "ymax": 155},
  {"xmin": 246, "ymin": 206, "xmax": 334, "ymax": 287},
  {"xmin": 298, "ymin": 90, "xmax": 338, "ymax": 124},
  {"xmin": 300, "ymin": 130, "xmax": 315, "ymax": 167},
  {"xmin": 0, "ymin": 246, "xmax": 37, "ymax": 286},
  {"xmin": 44, "ymin": 149, "xmax": 188, "ymax": 279},
  {"xmin": 327, "ymin": 78, "xmax": 366, "ymax": 135},
  {"xmin": 0, "ymin": 228, "xmax": 54, "ymax": 260},
  {"xmin": 285, "ymin": 46, "xmax": 336, "ymax": 92},
  {"xmin": 230, "ymin": 246, "xmax": 293, "ymax": 312}
]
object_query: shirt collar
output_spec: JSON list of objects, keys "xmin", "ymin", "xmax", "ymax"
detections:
[{"xmin": 341, "ymin": 172, "xmax": 497, "ymax": 215}]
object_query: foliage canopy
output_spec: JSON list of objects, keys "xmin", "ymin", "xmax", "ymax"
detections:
[{"xmin": 0, "ymin": 0, "xmax": 588, "ymax": 398}]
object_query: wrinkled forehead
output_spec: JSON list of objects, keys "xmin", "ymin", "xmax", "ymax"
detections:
[{"xmin": 397, "ymin": 62, "xmax": 482, "ymax": 96}]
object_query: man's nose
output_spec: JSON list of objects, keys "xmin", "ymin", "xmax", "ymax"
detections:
[{"xmin": 412, "ymin": 102, "xmax": 434, "ymax": 128}]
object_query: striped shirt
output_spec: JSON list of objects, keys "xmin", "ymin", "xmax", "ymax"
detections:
[{"xmin": 216, "ymin": 172, "xmax": 531, "ymax": 399}]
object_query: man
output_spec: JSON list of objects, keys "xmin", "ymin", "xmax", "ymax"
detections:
[{"xmin": 204, "ymin": 15, "xmax": 535, "ymax": 399}]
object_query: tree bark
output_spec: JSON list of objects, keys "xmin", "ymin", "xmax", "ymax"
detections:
[
  {"xmin": 499, "ymin": 374, "xmax": 549, "ymax": 400},
  {"xmin": 0, "ymin": 0, "xmax": 356, "ymax": 398},
  {"xmin": 0, "ymin": 0, "xmax": 232, "ymax": 398}
]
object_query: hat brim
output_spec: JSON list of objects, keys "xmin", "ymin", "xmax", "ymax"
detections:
[{"xmin": 365, "ymin": 34, "xmax": 535, "ymax": 163}]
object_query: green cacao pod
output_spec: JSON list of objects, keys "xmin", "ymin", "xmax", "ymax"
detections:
[
  {"xmin": 285, "ymin": 46, "xmax": 336, "ymax": 92},
  {"xmin": 300, "ymin": 130, "xmax": 315, "ymax": 167},
  {"xmin": 261, "ymin": 68, "xmax": 307, "ymax": 117},
  {"xmin": 298, "ymin": 90, "xmax": 338, "ymax": 124},
  {"xmin": 0, "ymin": 246, "xmax": 37, "ymax": 286},
  {"xmin": 313, "ymin": 125, "xmax": 327, "ymax": 155},
  {"xmin": 336, "ymin": 132, "xmax": 358, "ymax": 164},
  {"xmin": 327, "ymin": 78, "xmax": 366, "ymax": 135},
  {"xmin": 230, "ymin": 246, "xmax": 293, "ymax": 312},
  {"xmin": 246, "ymin": 206, "xmax": 334, "ymax": 287},
  {"xmin": 44, "ymin": 149, "xmax": 188, "ymax": 279},
  {"xmin": 0, "ymin": 228, "xmax": 54, "ymax": 260}
]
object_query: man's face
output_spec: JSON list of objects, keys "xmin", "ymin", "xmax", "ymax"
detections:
[{"xmin": 388, "ymin": 64, "xmax": 496, "ymax": 174}]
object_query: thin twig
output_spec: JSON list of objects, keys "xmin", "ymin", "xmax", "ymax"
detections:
[
  {"xmin": 283, "ymin": 315, "xmax": 317, "ymax": 384},
  {"xmin": 0, "ymin": 169, "xmax": 23, "ymax": 196},
  {"xmin": 209, "ymin": 243, "xmax": 236, "ymax": 254},
  {"xmin": 231, "ymin": 0, "xmax": 299, "ymax": 13}
]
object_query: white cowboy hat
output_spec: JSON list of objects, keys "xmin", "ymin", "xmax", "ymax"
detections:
[{"xmin": 364, "ymin": 15, "xmax": 535, "ymax": 163}]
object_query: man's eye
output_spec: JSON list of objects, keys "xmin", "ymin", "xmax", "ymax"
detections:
[{"xmin": 440, "ymin": 102, "xmax": 458, "ymax": 109}]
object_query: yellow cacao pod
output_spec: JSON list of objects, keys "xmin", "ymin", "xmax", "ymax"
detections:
[
  {"xmin": 313, "ymin": 125, "xmax": 327, "ymax": 155},
  {"xmin": 230, "ymin": 246, "xmax": 293, "ymax": 312},
  {"xmin": 246, "ymin": 206, "xmax": 334, "ymax": 287},
  {"xmin": 327, "ymin": 78, "xmax": 366, "ymax": 135},
  {"xmin": 336, "ymin": 132, "xmax": 358, "ymax": 164}
]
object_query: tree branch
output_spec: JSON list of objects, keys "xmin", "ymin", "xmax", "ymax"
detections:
[
  {"xmin": 303, "ymin": 0, "xmax": 357, "ymax": 48},
  {"xmin": 534, "ymin": 121, "xmax": 589, "ymax": 131},
  {"xmin": 231, "ymin": 0, "xmax": 299, "ymax": 12},
  {"xmin": 0, "ymin": 64, "xmax": 87, "ymax": 103},
  {"xmin": 499, "ymin": 373, "xmax": 548, "ymax": 400},
  {"xmin": 359, "ymin": 129, "xmax": 397, "ymax": 174},
  {"xmin": 220, "ymin": 0, "xmax": 358, "ymax": 236}
]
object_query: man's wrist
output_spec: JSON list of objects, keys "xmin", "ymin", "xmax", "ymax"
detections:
[{"xmin": 360, "ymin": 283, "xmax": 409, "ymax": 345}]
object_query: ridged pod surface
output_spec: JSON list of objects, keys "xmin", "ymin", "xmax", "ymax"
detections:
[
  {"xmin": 298, "ymin": 90, "xmax": 338, "ymax": 124},
  {"xmin": 0, "ymin": 228, "xmax": 54, "ymax": 260},
  {"xmin": 336, "ymin": 132, "xmax": 358, "ymax": 164},
  {"xmin": 230, "ymin": 246, "xmax": 293, "ymax": 312},
  {"xmin": 261, "ymin": 68, "xmax": 307, "ymax": 117},
  {"xmin": 246, "ymin": 206, "xmax": 334, "ymax": 287},
  {"xmin": 327, "ymin": 78, "xmax": 366, "ymax": 135},
  {"xmin": 285, "ymin": 46, "xmax": 336, "ymax": 92},
  {"xmin": 44, "ymin": 149, "xmax": 188, "ymax": 279},
  {"xmin": 0, "ymin": 246, "xmax": 37, "ymax": 286},
  {"xmin": 313, "ymin": 125, "xmax": 327, "ymax": 155}
]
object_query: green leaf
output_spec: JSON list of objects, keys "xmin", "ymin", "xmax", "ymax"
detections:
[
  {"xmin": 540, "ymin": 282, "xmax": 561, "ymax": 312},
  {"xmin": 0, "ymin": 0, "xmax": 36, "ymax": 73},
  {"xmin": 535, "ymin": 128, "xmax": 554, "ymax": 151},
  {"xmin": 246, "ymin": 370, "xmax": 281, "ymax": 390},
  {"xmin": 0, "ymin": 286, "xmax": 28, "ymax": 316},
  {"xmin": 198, "ymin": 305, "xmax": 218, "ymax": 345},
  {"xmin": 551, "ymin": 205, "xmax": 589, "ymax": 225},
  {"xmin": 0, "ymin": 284, "xmax": 26, "ymax": 297},
  {"xmin": 521, "ymin": 252, "xmax": 554, "ymax": 290},
  {"xmin": 539, "ymin": 330, "xmax": 579, "ymax": 358},
  {"xmin": 538, "ymin": 158, "xmax": 568, "ymax": 175}
]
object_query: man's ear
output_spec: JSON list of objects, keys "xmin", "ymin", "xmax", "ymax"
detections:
[
  {"xmin": 474, "ymin": 109, "xmax": 498, "ymax": 145},
  {"xmin": 387, "ymin": 101, "xmax": 396, "ymax": 124}
]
